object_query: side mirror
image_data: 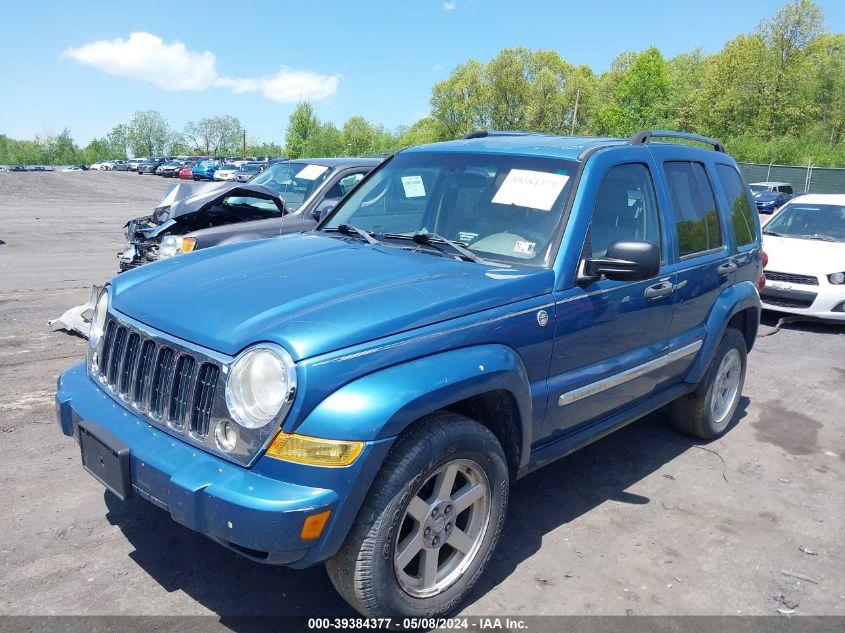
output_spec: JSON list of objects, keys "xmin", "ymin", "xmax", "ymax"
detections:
[
  {"xmin": 583, "ymin": 240, "xmax": 660, "ymax": 282},
  {"xmin": 315, "ymin": 200, "xmax": 337, "ymax": 222}
]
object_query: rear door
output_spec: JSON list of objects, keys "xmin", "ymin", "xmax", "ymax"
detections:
[
  {"xmin": 544, "ymin": 152, "xmax": 675, "ymax": 440},
  {"xmin": 652, "ymin": 155, "xmax": 733, "ymax": 350}
]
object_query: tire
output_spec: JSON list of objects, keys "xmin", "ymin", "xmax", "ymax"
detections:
[
  {"xmin": 326, "ymin": 411, "xmax": 509, "ymax": 618},
  {"xmin": 668, "ymin": 327, "xmax": 747, "ymax": 440}
]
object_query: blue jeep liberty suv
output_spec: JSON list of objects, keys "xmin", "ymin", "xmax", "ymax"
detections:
[{"xmin": 56, "ymin": 130, "xmax": 763, "ymax": 617}]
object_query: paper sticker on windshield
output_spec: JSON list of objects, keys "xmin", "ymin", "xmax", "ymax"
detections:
[
  {"xmin": 513, "ymin": 240, "xmax": 536, "ymax": 256},
  {"xmin": 492, "ymin": 169, "xmax": 569, "ymax": 211},
  {"xmin": 296, "ymin": 164, "xmax": 329, "ymax": 180},
  {"xmin": 401, "ymin": 175, "xmax": 426, "ymax": 198}
]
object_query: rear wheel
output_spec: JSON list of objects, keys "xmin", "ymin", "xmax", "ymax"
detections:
[
  {"xmin": 668, "ymin": 327, "xmax": 747, "ymax": 440},
  {"xmin": 326, "ymin": 412, "xmax": 508, "ymax": 617}
]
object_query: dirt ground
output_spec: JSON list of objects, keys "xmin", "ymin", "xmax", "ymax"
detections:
[{"xmin": 0, "ymin": 171, "xmax": 843, "ymax": 617}]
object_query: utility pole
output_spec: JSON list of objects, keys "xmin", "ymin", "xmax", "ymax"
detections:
[
  {"xmin": 570, "ymin": 87, "xmax": 580, "ymax": 136},
  {"xmin": 243, "ymin": 129, "xmax": 247, "ymax": 158}
]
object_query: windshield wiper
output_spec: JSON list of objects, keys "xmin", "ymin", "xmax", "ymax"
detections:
[
  {"xmin": 323, "ymin": 224, "xmax": 380, "ymax": 245},
  {"xmin": 804, "ymin": 234, "xmax": 839, "ymax": 242},
  {"xmin": 762, "ymin": 230, "xmax": 786, "ymax": 236},
  {"xmin": 395, "ymin": 231, "xmax": 485, "ymax": 263}
]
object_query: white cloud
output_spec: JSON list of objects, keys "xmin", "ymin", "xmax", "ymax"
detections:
[
  {"xmin": 219, "ymin": 69, "xmax": 341, "ymax": 103},
  {"xmin": 443, "ymin": 1, "xmax": 457, "ymax": 9},
  {"xmin": 61, "ymin": 32, "xmax": 340, "ymax": 102}
]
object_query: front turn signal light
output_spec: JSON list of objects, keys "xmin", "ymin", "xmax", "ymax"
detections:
[
  {"xmin": 266, "ymin": 433, "xmax": 364, "ymax": 467},
  {"xmin": 300, "ymin": 510, "xmax": 332, "ymax": 540},
  {"xmin": 181, "ymin": 237, "xmax": 197, "ymax": 253}
]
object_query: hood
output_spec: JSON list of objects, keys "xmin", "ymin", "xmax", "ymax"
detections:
[
  {"xmin": 110, "ymin": 233, "xmax": 553, "ymax": 360},
  {"xmin": 763, "ymin": 234, "xmax": 845, "ymax": 276},
  {"xmin": 151, "ymin": 182, "xmax": 285, "ymax": 222}
]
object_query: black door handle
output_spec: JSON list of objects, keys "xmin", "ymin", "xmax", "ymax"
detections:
[
  {"xmin": 717, "ymin": 262, "xmax": 737, "ymax": 276},
  {"xmin": 644, "ymin": 281, "xmax": 673, "ymax": 299}
]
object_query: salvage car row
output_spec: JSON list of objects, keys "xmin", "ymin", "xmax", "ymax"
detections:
[{"xmin": 87, "ymin": 156, "xmax": 278, "ymax": 181}]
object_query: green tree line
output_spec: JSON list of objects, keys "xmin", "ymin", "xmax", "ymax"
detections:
[
  {"xmin": 421, "ymin": 0, "xmax": 845, "ymax": 166},
  {"xmin": 286, "ymin": 0, "xmax": 845, "ymax": 166},
  {"xmin": 3, "ymin": 0, "xmax": 843, "ymax": 167}
]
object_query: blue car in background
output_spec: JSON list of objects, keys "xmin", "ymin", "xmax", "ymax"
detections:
[
  {"xmin": 192, "ymin": 159, "xmax": 222, "ymax": 181},
  {"xmin": 753, "ymin": 190, "xmax": 790, "ymax": 213},
  {"xmin": 57, "ymin": 129, "xmax": 762, "ymax": 617}
]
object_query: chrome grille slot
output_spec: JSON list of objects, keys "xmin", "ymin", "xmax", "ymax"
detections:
[
  {"xmin": 107, "ymin": 326, "xmax": 127, "ymax": 385},
  {"xmin": 149, "ymin": 346, "xmax": 175, "ymax": 418},
  {"xmin": 118, "ymin": 332, "xmax": 140, "ymax": 395},
  {"xmin": 168, "ymin": 355, "xmax": 197, "ymax": 428},
  {"xmin": 99, "ymin": 320, "xmax": 117, "ymax": 376},
  {"xmin": 191, "ymin": 363, "xmax": 219, "ymax": 438},
  {"xmin": 133, "ymin": 339, "xmax": 156, "ymax": 404}
]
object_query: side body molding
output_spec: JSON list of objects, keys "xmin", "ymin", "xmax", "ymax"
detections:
[
  {"xmin": 295, "ymin": 344, "xmax": 534, "ymax": 467},
  {"xmin": 684, "ymin": 280, "xmax": 761, "ymax": 384}
]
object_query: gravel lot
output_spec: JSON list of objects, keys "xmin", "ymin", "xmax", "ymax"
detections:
[{"xmin": 0, "ymin": 171, "xmax": 843, "ymax": 617}]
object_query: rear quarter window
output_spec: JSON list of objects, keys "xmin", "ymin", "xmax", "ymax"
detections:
[{"xmin": 715, "ymin": 164, "xmax": 756, "ymax": 247}]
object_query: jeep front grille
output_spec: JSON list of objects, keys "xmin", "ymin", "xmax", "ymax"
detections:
[{"xmin": 94, "ymin": 315, "xmax": 220, "ymax": 438}]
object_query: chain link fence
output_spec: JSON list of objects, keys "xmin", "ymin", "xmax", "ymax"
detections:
[{"xmin": 737, "ymin": 162, "xmax": 845, "ymax": 194}]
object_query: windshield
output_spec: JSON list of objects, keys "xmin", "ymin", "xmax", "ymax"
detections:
[
  {"xmin": 763, "ymin": 202, "xmax": 845, "ymax": 242},
  {"xmin": 323, "ymin": 151, "xmax": 577, "ymax": 266},
  {"xmin": 250, "ymin": 161, "xmax": 333, "ymax": 212},
  {"xmin": 239, "ymin": 163, "xmax": 261, "ymax": 172}
]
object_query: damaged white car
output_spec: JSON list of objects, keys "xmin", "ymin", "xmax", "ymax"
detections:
[{"xmin": 118, "ymin": 182, "xmax": 287, "ymax": 271}]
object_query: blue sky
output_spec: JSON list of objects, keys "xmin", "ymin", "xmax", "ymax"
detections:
[{"xmin": 1, "ymin": 0, "xmax": 843, "ymax": 146}]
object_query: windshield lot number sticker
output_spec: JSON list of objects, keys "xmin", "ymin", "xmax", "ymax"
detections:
[
  {"xmin": 296, "ymin": 164, "xmax": 329, "ymax": 180},
  {"xmin": 513, "ymin": 240, "xmax": 536, "ymax": 256},
  {"xmin": 401, "ymin": 175, "xmax": 426, "ymax": 198},
  {"xmin": 492, "ymin": 169, "xmax": 569, "ymax": 211}
]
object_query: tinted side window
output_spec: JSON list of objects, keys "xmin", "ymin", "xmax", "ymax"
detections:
[
  {"xmin": 715, "ymin": 164, "xmax": 755, "ymax": 246},
  {"xmin": 588, "ymin": 163, "xmax": 661, "ymax": 258},
  {"xmin": 324, "ymin": 170, "xmax": 367, "ymax": 199},
  {"xmin": 663, "ymin": 161, "xmax": 723, "ymax": 257}
]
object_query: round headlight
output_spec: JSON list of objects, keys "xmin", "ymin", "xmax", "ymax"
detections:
[
  {"xmin": 225, "ymin": 346, "xmax": 296, "ymax": 429},
  {"xmin": 829, "ymin": 272, "xmax": 845, "ymax": 285},
  {"xmin": 90, "ymin": 289, "xmax": 109, "ymax": 347}
]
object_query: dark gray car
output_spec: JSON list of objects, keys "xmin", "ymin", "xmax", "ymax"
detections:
[
  {"xmin": 118, "ymin": 157, "xmax": 381, "ymax": 271},
  {"xmin": 233, "ymin": 162, "xmax": 265, "ymax": 182}
]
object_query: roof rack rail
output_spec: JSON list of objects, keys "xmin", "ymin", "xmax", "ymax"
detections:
[
  {"xmin": 460, "ymin": 130, "xmax": 541, "ymax": 140},
  {"xmin": 628, "ymin": 130, "xmax": 726, "ymax": 154}
]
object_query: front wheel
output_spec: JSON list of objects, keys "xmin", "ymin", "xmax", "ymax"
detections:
[
  {"xmin": 667, "ymin": 327, "xmax": 747, "ymax": 440},
  {"xmin": 326, "ymin": 412, "xmax": 509, "ymax": 617}
]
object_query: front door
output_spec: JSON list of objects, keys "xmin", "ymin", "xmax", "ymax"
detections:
[{"xmin": 543, "ymin": 158, "xmax": 675, "ymax": 441}]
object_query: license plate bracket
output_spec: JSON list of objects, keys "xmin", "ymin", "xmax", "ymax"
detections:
[{"xmin": 79, "ymin": 419, "xmax": 132, "ymax": 501}]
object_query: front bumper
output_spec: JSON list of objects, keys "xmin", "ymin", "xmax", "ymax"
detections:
[
  {"xmin": 761, "ymin": 281, "xmax": 845, "ymax": 321},
  {"xmin": 56, "ymin": 362, "xmax": 387, "ymax": 566}
]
